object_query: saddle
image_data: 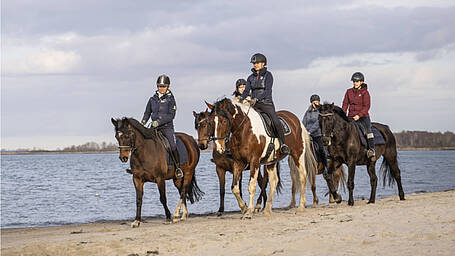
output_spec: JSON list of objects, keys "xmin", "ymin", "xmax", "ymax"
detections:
[
  {"xmin": 156, "ymin": 131, "xmax": 189, "ymax": 166},
  {"xmin": 255, "ymin": 110, "xmax": 291, "ymax": 138},
  {"xmin": 354, "ymin": 122, "xmax": 386, "ymax": 146}
]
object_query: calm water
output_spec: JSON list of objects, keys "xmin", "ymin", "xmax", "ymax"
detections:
[{"xmin": 1, "ymin": 151, "xmax": 455, "ymax": 229}]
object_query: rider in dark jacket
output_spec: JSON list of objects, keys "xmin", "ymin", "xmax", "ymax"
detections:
[
  {"xmin": 302, "ymin": 94, "xmax": 329, "ymax": 169},
  {"xmin": 342, "ymin": 72, "xmax": 375, "ymax": 159},
  {"xmin": 240, "ymin": 53, "xmax": 289, "ymax": 155},
  {"xmin": 142, "ymin": 74, "xmax": 183, "ymax": 178}
]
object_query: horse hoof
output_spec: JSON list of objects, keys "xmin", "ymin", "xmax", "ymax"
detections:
[
  {"xmin": 242, "ymin": 210, "xmax": 253, "ymax": 219},
  {"xmin": 348, "ymin": 200, "xmax": 354, "ymax": 206},
  {"xmin": 172, "ymin": 217, "xmax": 181, "ymax": 223},
  {"xmin": 131, "ymin": 220, "xmax": 141, "ymax": 228},
  {"xmin": 335, "ymin": 194, "xmax": 342, "ymax": 204},
  {"xmin": 263, "ymin": 210, "xmax": 272, "ymax": 217},
  {"xmin": 367, "ymin": 200, "xmax": 375, "ymax": 204},
  {"xmin": 216, "ymin": 211, "xmax": 223, "ymax": 217},
  {"xmin": 240, "ymin": 207, "xmax": 248, "ymax": 215}
]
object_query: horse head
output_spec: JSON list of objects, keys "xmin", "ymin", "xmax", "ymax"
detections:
[
  {"xmin": 111, "ymin": 117, "xmax": 136, "ymax": 162},
  {"xmin": 193, "ymin": 108, "xmax": 214, "ymax": 150},
  {"xmin": 211, "ymin": 98, "xmax": 237, "ymax": 154},
  {"xmin": 318, "ymin": 103, "xmax": 336, "ymax": 146}
]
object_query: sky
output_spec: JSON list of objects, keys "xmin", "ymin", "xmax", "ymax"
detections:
[{"xmin": 2, "ymin": 0, "xmax": 455, "ymax": 150}]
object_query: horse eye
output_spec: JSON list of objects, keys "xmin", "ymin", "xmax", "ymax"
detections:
[{"xmin": 222, "ymin": 119, "xmax": 227, "ymax": 124}]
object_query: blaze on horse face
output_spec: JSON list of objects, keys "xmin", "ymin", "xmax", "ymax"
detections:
[
  {"xmin": 213, "ymin": 112, "xmax": 230, "ymax": 154},
  {"xmin": 193, "ymin": 109, "xmax": 213, "ymax": 150},
  {"xmin": 319, "ymin": 103, "xmax": 336, "ymax": 146},
  {"xmin": 111, "ymin": 118, "xmax": 135, "ymax": 163}
]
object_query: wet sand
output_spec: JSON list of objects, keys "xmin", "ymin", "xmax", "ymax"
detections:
[{"xmin": 2, "ymin": 190, "xmax": 454, "ymax": 256}]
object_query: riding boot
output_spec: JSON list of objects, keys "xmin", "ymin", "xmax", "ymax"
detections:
[
  {"xmin": 172, "ymin": 149, "xmax": 183, "ymax": 178},
  {"xmin": 367, "ymin": 137, "xmax": 376, "ymax": 159},
  {"xmin": 277, "ymin": 131, "xmax": 289, "ymax": 155}
]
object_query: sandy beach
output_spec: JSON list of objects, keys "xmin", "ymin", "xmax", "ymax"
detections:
[{"xmin": 2, "ymin": 190, "xmax": 454, "ymax": 256}]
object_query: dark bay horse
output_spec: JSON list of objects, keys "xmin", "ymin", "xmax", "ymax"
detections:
[
  {"xmin": 318, "ymin": 104, "xmax": 405, "ymax": 206},
  {"xmin": 210, "ymin": 98, "xmax": 318, "ymax": 218},
  {"xmin": 193, "ymin": 108, "xmax": 270, "ymax": 215},
  {"xmin": 111, "ymin": 117, "xmax": 203, "ymax": 227}
]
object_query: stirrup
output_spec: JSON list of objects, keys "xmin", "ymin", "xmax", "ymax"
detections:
[
  {"xmin": 175, "ymin": 168, "xmax": 184, "ymax": 179},
  {"xmin": 280, "ymin": 144, "xmax": 290, "ymax": 155},
  {"xmin": 367, "ymin": 149, "xmax": 376, "ymax": 158}
]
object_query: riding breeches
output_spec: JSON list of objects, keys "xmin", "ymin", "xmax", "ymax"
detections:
[
  {"xmin": 254, "ymin": 102, "xmax": 286, "ymax": 144},
  {"xmin": 356, "ymin": 116, "xmax": 375, "ymax": 149},
  {"xmin": 159, "ymin": 127, "xmax": 177, "ymax": 151}
]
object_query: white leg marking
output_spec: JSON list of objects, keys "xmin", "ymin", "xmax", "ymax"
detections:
[{"xmin": 264, "ymin": 165, "xmax": 278, "ymax": 216}]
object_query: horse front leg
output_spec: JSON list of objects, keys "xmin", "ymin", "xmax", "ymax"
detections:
[
  {"xmin": 132, "ymin": 175, "xmax": 144, "ymax": 228},
  {"xmin": 231, "ymin": 162, "xmax": 247, "ymax": 214},
  {"xmin": 215, "ymin": 166, "xmax": 226, "ymax": 215},
  {"xmin": 323, "ymin": 160, "xmax": 342, "ymax": 204},
  {"xmin": 243, "ymin": 161, "xmax": 260, "ymax": 219},
  {"xmin": 263, "ymin": 163, "xmax": 279, "ymax": 217},
  {"xmin": 157, "ymin": 179, "xmax": 172, "ymax": 222},
  {"xmin": 366, "ymin": 161, "xmax": 378, "ymax": 204},
  {"xmin": 347, "ymin": 163, "xmax": 356, "ymax": 206}
]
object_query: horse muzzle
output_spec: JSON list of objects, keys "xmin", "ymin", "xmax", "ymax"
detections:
[
  {"xmin": 119, "ymin": 156, "xmax": 129, "ymax": 163},
  {"xmin": 198, "ymin": 142, "xmax": 208, "ymax": 150}
]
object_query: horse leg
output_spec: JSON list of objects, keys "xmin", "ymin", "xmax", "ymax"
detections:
[
  {"xmin": 386, "ymin": 154, "xmax": 406, "ymax": 200},
  {"xmin": 231, "ymin": 163, "xmax": 247, "ymax": 214},
  {"xmin": 330, "ymin": 166, "xmax": 342, "ymax": 203},
  {"xmin": 157, "ymin": 179, "xmax": 172, "ymax": 222},
  {"xmin": 287, "ymin": 156, "xmax": 298, "ymax": 209},
  {"xmin": 255, "ymin": 167, "xmax": 267, "ymax": 213},
  {"xmin": 323, "ymin": 161, "xmax": 342, "ymax": 204},
  {"xmin": 366, "ymin": 161, "xmax": 378, "ymax": 204},
  {"xmin": 295, "ymin": 153, "xmax": 308, "ymax": 213},
  {"xmin": 131, "ymin": 175, "xmax": 144, "ymax": 228},
  {"xmin": 215, "ymin": 166, "xmax": 226, "ymax": 215},
  {"xmin": 347, "ymin": 164, "xmax": 356, "ymax": 206},
  {"xmin": 312, "ymin": 163, "xmax": 322, "ymax": 205},
  {"xmin": 263, "ymin": 163, "xmax": 279, "ymax": 217},
  {"xmin": 243, "ymin": 161, "xmax": 260, "ymax": 219}
]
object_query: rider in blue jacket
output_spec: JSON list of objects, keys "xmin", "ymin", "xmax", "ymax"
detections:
[{"xmin": 142, "ymin": 74, "xmax": 183, "ymax": 178}]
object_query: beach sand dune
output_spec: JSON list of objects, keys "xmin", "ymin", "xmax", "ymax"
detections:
[{"xmin": 2, "ymin": 190, "xmax": 454, "ymax": 256}]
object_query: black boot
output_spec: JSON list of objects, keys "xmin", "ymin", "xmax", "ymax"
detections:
[
  {"xmin": 172, "ymin": 149, "xmax": 183, "ymax": 178},
  {"xmin": 367, "ymin": 138, "xmax": 376, "ymax": 160}
]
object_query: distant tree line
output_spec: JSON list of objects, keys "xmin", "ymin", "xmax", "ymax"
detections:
[
  {"xmin": 60, "ymin": 142, "xmax": 118, "ymax": 152},
  {"xmin": 394, "ymin": 131, "xmax": 455, "ymax": 148}
]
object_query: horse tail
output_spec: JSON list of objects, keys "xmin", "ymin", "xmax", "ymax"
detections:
[
  {"xmin": 288, "ymin": 155, "xmax": 301, "ymax": 192},
  {"xmin": 380, "ymin": 157, "xmax": 395, "ymax": 188},
  {"xmin": 302, "ymin": 125, "xmax": 318, "ymax": 189},
  {"xmin": 187, "ymin": 174, "xmax": 205, "ymax": 204},
  {"xmin": 338, "ymin": 165, "xmax": 347, "ymax": 192},
  {"xmin": 276, "ymin": 161, "xmax": 283, "ymax": 195}
]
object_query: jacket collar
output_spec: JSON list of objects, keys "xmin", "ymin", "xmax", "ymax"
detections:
[
  {"xmin": 155, "ymin": 89, "xmax": 172, "ymax": 99},
  {"xmin": 251, "ymin": 67, "xmax": 267, "ymax": 76}
]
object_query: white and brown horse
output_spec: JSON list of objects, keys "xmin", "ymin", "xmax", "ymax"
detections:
[{"xmin": 209, "ymin": 98, "xmax": 318, "ymax": 218}]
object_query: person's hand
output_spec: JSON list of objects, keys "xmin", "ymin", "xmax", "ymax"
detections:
[
  {"xmin": 353, "ymin": 115, "xmax": 360, "ymax": 121},
  {"xmin": 141, "ymin": 120, "xmax": 147, "ymax": 125},
  {"xmin": 151, "ymin": 121, "xmax": 159, "ymax": 127}
]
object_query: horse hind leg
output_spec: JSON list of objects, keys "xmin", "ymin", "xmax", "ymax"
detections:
[
  {"xmin": 173, "ymin": 170, "xmax": 192, "ymax": 222},
  {"xmin": 263, "ymin": 164, "xmax": 279, "ymax": 217},
  {"xmin": 287, "ymin": 156, "xmax": 299, "ymax": 209},
  {"xmin": 131, "ymin": 176, "xmax": 145, "ymax": 228},
  {"xmin": 385, "ymin": 153, "xmax": 405, "ymax": 200},
  {"xmin": 366, "ymin": 162, "xmax": 378, "ymax": 204},
  {"xmin": 243, "ymin": 163, "xmax": 260, "ymax": 219},
  {"xmin": 231, "ymin": 167, "xmax": 247, "ymax": 214},
  {"xmin": 255, "ymin": 167, "xmax": 268, "ymax": 213},
  {"xmin": 295, "ymin": 153, "xmax": 308, "ymax": 213}
]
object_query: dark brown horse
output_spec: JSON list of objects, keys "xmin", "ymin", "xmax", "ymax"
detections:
[
  {"xmin": 318, "ymin": 103, "xmax": 405, "ymax": 206},
  {"xmin": 193, "ymin": 108, "xmax": 271, "ymax": 215},
  {"xmin": 111, "ymin": 117, "xmax": 203, "ymax": 227},
  {"xmin": 210, "ymin": 98, "xmax": 318, "ymax": 218}
]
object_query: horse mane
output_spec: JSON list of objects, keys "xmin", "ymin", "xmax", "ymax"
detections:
[
  {"xmin": 213, "ymin": 98, "xmax": 235, "ymax": 117},
  {"xmin": 333, "ymin": 105, "xmax": 351, "ymax": 123},
  {"xmin": 120, "ymin": 117, "xmax": 158, "ymax": 140}
]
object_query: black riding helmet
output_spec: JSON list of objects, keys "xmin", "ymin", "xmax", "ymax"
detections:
[
  {"xmin": 351, "ymin": 72, "xmax": 364, "ymax": 82},
  {"xmin": 310, "ymin": 94, "xmax": 320, "ymax": 103},
  {"xmin": 236, "ymin": 78, "xmax": 247, "ymax": 88},
  {"xmin": 250, "ymin": 53, "xmax": 267, "ymax": 65},
  {"xmin": 157, "ymin": 74, "xmax": 170, "ymax": 86}
]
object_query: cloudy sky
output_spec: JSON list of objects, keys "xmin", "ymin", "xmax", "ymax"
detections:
[{"xmin": 2, "ymin": 0, "xmax": 455, "ymax": 150}]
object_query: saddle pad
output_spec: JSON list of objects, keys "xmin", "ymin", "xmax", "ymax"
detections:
[
  {"xmin": 355, "ymin": 123, "xmax": 386, "ymax": 146},
  {"xmin": 258, "ymin": 112, "xmax": 291, "ymax": 138}
]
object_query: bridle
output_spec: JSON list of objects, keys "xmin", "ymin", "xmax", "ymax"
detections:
[
  {"xmin": 117, "ymin": 129, "xmax": 141, "ymax": 154},
  {"xmin": 319, "ymin": 112, "xmax": 335, "ymax": 145},
  {"xmin": 196, "ymin": 116, "xmax": 214, "ymax": 142}
]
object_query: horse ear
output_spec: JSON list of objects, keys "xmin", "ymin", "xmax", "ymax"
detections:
[
  {"xmin": 111, "ymin": 118, "xmax": 117, "ymax": 126},
  {"xmin": 193, "ymin": 111, "xmax": 197, "ymax": 118},
  {"xmin": 330, "ymin": 103, "xmax": 334, "ymax": 111},
  {"xmin": 205, "ymin": 101, "xmax": 214, "ymax": 110}
]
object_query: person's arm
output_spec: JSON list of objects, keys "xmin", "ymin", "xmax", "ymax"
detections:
[
  {"xmin": 360, "ymin": 90, "xmax": 371, "ymax": 117},
  {"xmin": 342, "ymin": 90, "xmax": 350, "ymax": 114},
  {"xmin": 240, "ymin": 77, "xmax": 252, "ymax": 100},
  {"xmin": 141, "ymin": 98, "xmax": 152, "ymax": 123},
  {"xmin": 157, "ymin": 95, "xmax": 176, "ymax": 126},
  {"xmin": 261, "ymin": 72, "xmax": 273, "ymax": 101}
]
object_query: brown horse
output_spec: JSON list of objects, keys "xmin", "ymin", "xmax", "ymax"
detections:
[
  {"xmin": 210, "ymin": 98, "xmax": 318, "ymax": 218},
  {"xmin": 193, "ymin": 108, "xmax": 271, "ymax": 215},
  {"xmin": 111, "ymin": 117, "xmax": 203, "ymax": 227}
]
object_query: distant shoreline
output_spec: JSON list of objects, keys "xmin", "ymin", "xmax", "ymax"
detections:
[{"xmin": 1, "ymin": 147, "xmax": 454, "ymax": 155}]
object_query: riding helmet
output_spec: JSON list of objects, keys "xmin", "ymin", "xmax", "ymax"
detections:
[
  {"xmin": 156, "ymin": 74, "xmax": 170, "ymax": 86},
  {"xmin": 236, "ymin": 78, "xmax": 247, "ymax": 88},
  {"xmin": 310, "ymin": 94, "xmax": 320, "ymax": 103},
  {"xmin": 351, "ymin": 72, "xmax": 364, "ymax": 82},
  {"xmin": 250, "ymin": 53, "xmax": 267, "ymax": 65}
]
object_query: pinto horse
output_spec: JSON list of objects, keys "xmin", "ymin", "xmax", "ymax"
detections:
[
  {"xmin": 193, "ymin": 108, "xmax": 272, "ymax": 215},
  {"xmin": 210, "ymin": 98, "xmax": 318, "ymax": 218},
  {"xmin": 318, "ymin": 104, "xmax": 405, "ymax": 206},
  {"xmin": 111, "ymin": 117, "xmax": 203, "ymax": 227}
]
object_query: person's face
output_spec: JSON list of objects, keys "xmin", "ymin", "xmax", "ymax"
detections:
[
  {"xmin": 157, "ymin": 85, "xmax": 168, "ymax": 94},
  {"xmin": 253, "ymin": 62, "xmax": 265, "ymax": 71},
  {"xmin": 353, "ymin": 81, "xmax": 362, "ymax": 89},
  {"xmin": 312, "ymin": 100, "xmax": 320, "ymax": 108},
  {"xmin": 237, "ymin": 84, "xmax": 246, "ymax": 94}
]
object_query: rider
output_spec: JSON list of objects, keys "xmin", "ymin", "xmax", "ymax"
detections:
[
  {"xmin": 302, "ymin": 94, "xmax": 330, "ymax": 169},
  {"xmin": 233, "ymin": 78, "xmax": 247, "ymax": 98},
  {"xmin": 342, "ymin": 72, "xmax": 375, "ymax": 159},
  {"xmin": 239, "ymin": 53, "xmax": 290, "ymax": 155},
  {"xmin": 141, "ymin": 74, "xmax": 184, "ymax": 178}
]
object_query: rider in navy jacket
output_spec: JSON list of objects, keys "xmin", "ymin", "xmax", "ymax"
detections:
[
  {"xmin": 142, "ymin": 74, "xmax": 183, "ymax": 178},
  {"xmin": 240, "ymin": 53, "xmax": 289, "ymax": 155}
]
